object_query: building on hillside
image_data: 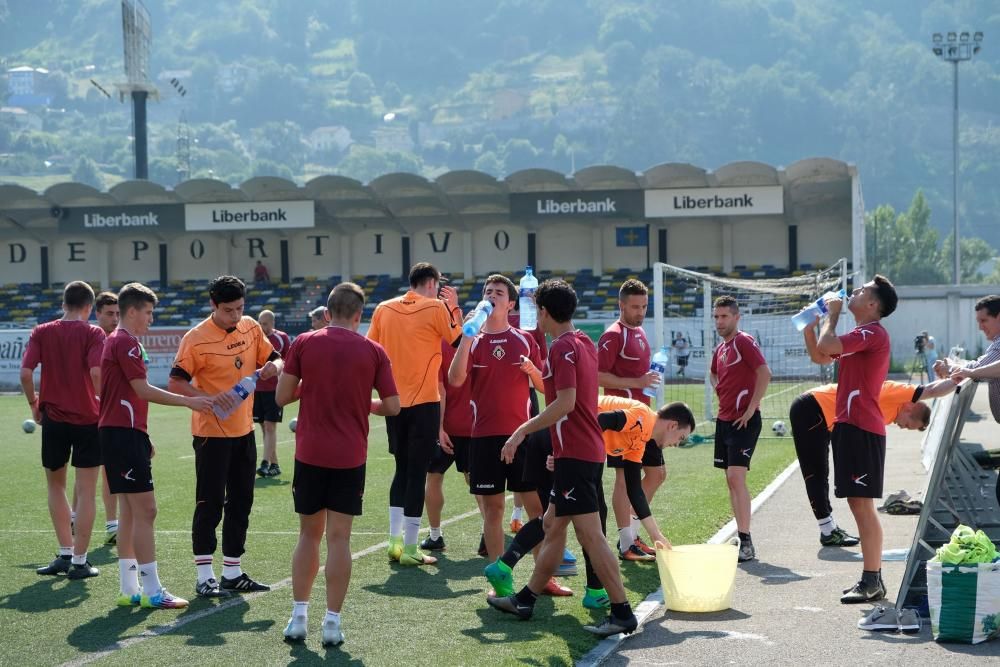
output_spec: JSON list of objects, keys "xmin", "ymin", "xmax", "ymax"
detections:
[
  {"xmin": 6, "ymin": 66, "xmax": 51, "ymax": 107},
  {"xmin": 0, "ymin": 107, "xmax": 43, "ymax": 131},
  {"xmin": 307, "ymin": 126, "xmax": 353, "ymax": 154},
  {"xmin": 373, "ymin": 125, "xmax": 414, "ymax": 154}
]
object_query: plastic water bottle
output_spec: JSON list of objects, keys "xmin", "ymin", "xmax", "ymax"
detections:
[
  {"xmin": 462, "ymin": 300, "xmax": 494, "ymax": 337},
  {"xmin": 519, "ymin": 267, "xmax": 538, "ymax": 330},
  {"xmin": 212, "ymin": 371, "xmax": 260, "ymax": 420},
  {"xmin": 791, "ymin": 289, "xmax": 847, "ymax": 332},
  {"xmin": 643, "ymin": 347, "xmax": 670, "ymax": 398}
]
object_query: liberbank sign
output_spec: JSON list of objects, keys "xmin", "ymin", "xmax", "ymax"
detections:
[
  {"xmin": 59, "ymin": 204, "xmax": 185, "ymax": 234},
  {"xmin": 510, "ymin": 190, "xmax": 644, "ymax": 219},
  {"xmin": 185, "ymin": 200, "xmax": 315, "ymax": 231},
  {"xmin": 645, "ymin": 186, "xmax": 783, "ymax": 218}
]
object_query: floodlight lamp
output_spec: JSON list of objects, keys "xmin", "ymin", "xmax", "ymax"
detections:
[
  {"xmin": 933, "ymin": 33, "xmax": 943, "ymax": 43},
  {"xmin": 933, "ymin": 47, "xmax": 943, "ymax": 56},
  {"xmin": 973, "ymin": 45, "xmax": 981, "ymax": 55},
  {"xmin": 947, "ymin": 46, "xmax": 958, "ymax": 57},
  {"xmin": 960, "ymin": 32, "xmax": 970, "ymax": 42},
  {"xmin": 974, "ymin": 32, "xmax": 983, "ymax": 42},
  {"xmin": 948, "ymin": 32, "xmax": 957, "ymax": 41}
]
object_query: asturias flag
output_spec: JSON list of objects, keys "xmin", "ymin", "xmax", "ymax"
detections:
[{"xmin": 615, "ymin": 226, "xmax": 648, "ymax": 247}]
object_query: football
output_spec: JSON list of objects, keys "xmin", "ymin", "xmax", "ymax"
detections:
[
  {"xmin": 289, "ymin": 417, "xmax": 297, "ymax": 433},
  {"xmin": 22, "ymin": 419, "xmax": 37, "ymax": 434},
  {"xmin": 771, "ymin": 420, "xmax": 787, "ymax": 437}
]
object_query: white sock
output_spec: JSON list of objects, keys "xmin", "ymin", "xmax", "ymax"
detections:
[
  {"xmin": 120, "ymin": 559, "xmax": 140, "ymax": 596},
  {"xmin": 194, "ymin": 555, "xmax": 215, "ymax": 583},
  {"xmin": 618, "ymin": 527, "xmax": 634, "ymax": 552},
  {"xmin": 389, "ymin": 506, "xmax": 404, "ymax": 537},
  {"xmin": 818, "ymin": 515, "xmax": 837, "ymax": 536},
  {"xmin": 325, "ymin": 610, "xmax": 341, "ymax": 624},
  {"xmin": 139, "ymin": 561, "xmax": 162, "ymax": 597},
  {"xmin": 71, "ymin": 552, "xmax": 88, "ymax": 566},
  {"xmin": 403, "ymin": 515, "xmax": 421, "ymax": 546},
  {"xmin": 630, "ymin": 515, "xmax": 642, "ymax": 539},
  {"xmin": 222, "ymin": 556, "xmax": 243, "ymax": 580},
  {"xmin": 511, "ymin": 505, "xmax": 523, "ymax": 521},
  {"xmin": 106, "ymin": 520, "xmax": 118, "ymax": 531},
  {"xmin": 292, "ymin": 600, "xmax": 308, "ymax": 620},
  {"xmin": 58, "ymin": 546, "xmax": 73, "ymax": 557},
  {"xmin": 429, "ymin": 526, "xmax": 442, "ymax": 540}
]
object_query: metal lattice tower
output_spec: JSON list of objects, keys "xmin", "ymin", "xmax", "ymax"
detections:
[{"xmin": 176, "ymin": 110, "xmax": 191, "ymax": 183}]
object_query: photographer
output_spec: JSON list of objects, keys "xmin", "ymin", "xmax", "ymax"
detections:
[{"xmin": 921, "ymin": 330, "xmax": 937, "ymax": 367}]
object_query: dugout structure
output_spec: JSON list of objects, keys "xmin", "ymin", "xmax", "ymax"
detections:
[{"xmin": 652, "ymin": 259, "xmax": 847, "ymax": 425}]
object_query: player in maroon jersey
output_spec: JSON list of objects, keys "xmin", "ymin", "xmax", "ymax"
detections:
[
  {"xmin": 254, "ymin": 309, "xmax": 292, "ymax": 478},
  {"xmin": 710, "ymin": 295, "xmax": 771, "ymax": 562}
]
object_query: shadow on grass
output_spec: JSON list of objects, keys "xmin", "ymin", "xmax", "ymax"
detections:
[
  {"xmin": 459, "ymin": 602, "xmax": 557, "ymax": 645},
  {"xmin": 0, "ymin": 576, "xmax": 92, "ymax": 612},
  {"xmin": 362, "ymin": 553, "xmax": 492, "ymax": 599},
  {"xmin": 66, "ymin": 596, "xmax": 276, "ymax": 653},
  {"xmin": 255, "ymin": 477, "xmax": 290, "ymax": 488},
  {"xmin": 284, "ymin": 638, "xmax": 364, "ymax": 665},
  {"xmin": 739, "ymin": 560, "xmax": 811, "ymax": 584}
]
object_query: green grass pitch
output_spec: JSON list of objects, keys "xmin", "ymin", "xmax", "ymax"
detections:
[{"xmin": 0, "ymin": 393, "xmax": 797, "ymax": 666}]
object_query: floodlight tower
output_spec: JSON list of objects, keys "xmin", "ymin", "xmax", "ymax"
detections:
[
  {"xmin": 930, "ymin": 31, "xmax": 984, "ymax": 285},
  {"xmin": 116, "ymin": 0, "xmax": 158, "ymax": 180}
]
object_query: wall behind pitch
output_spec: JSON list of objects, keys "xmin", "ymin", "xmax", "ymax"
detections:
[
  {"xmin": 0, "ymin": 238, "xmax": 42, "ymax": 284},
  {"xmin": 601, "ymin": 223, "xmax": 648, "ymax": 272},
  {"xmin": 110, "ymin": 236, "xmax": 160, "ymax": 283},
  {"xmin": 289, "ymin": 229, "xmax": 341, "ymax": 279},
  {"xmin": 410, "ymin": 226, "xmax": 464, "ymax": 275},
  {"xmin": 51, "ymin": 237, "xmax": 104, "ymax": 284},
  {"xmin": 348, "ymin": 229, "xmax": 402, "ymax": 277},
  {"xmin": 227, "ymin": 232, "xmax": 281, "ymax": 281},
  {"xmin": 536, "ymin": 221, "xmax": 592, "ymax": 271},
  {"xmin": 797, "ymin": 216, "xmax": 851, "ymax": 268},
  {"xmin": 732, "ymin": 216, "xmax": 786, "ymax": 267},
  {"xmin": 472, "ymin": 224, "xmax": 527, "ymax": 272},
  {"xmin": 169, "ymin": 234, "xmax": 228, "ymax": 281},
  {"xmin": 665, "ymin": 219, "xmax": 723, "ymax": 268}
]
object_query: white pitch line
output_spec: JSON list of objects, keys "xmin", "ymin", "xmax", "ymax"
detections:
[
  {"xmin": 577, "ymin": 458, "xmax": 801, "ymax": 667},
  {"xmin": 58, "ymin": 498, "xmax": 506, "ymax": 667}
]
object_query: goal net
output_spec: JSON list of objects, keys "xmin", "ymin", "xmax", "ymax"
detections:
[{"xmin": 651, "ymin": 259, "xmax": 847, "ymax": 431}]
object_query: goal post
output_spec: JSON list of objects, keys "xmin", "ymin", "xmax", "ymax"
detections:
[{"xmin": 652, "ymin": 259, "xmax": 848, "ymax": 429}]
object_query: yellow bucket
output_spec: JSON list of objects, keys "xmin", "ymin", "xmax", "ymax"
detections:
[{"xmin": 655, "ymin": 538, "xmax": 739, "ymax": 612}]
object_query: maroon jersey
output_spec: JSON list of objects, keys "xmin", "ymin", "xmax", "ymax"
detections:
[
  {"xmin": 711, "ymin": 331, "xmax": 767, "ymax": 421},
  {"xmin": 832, "ymin": 322, "xmax": 891, "ymax": 435},
  {"xmin": 598, "ymin": 320, "xmax": 652, "ymax": 405},
  {"xmin": 284, "ymin": 326, "xmax": 397, "ymax": 469},
  {"xmin": 544, "ymin": 330, "xmax": 604, "ymax": 462},
  {"xmin": 21, "ymin": 319, "xmax": 105, "ymax": 425},
  {"xmin": 466, "ymin": 326, "xmax": 542, "ymax": 437},
  {"xmin": 99, "ymin": 328, "xmax": 150, "ymax": 432},
  {"xmin": 256, "ymin": 329, "xmax": 291, "ymax": 391},
  {"xmin": 440, "ymin": 341, "xmax": 472, "ymax": 437}
]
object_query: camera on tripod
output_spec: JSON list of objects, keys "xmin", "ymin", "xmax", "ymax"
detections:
[{"xmin": 914, "ymin": 334, "xmax": 926, "ymax": 353}]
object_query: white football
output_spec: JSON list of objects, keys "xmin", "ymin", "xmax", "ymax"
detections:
[
  {"xmin": 23, "ymin": 419, "xmax": 37, "ymax": 434},
  {"xmin": 771, "ymin": 420, "xmax": 787, "ymax": 436},
  {"xmin": 289, "ymin": 417, "xmax": 297, "ymax": 433}
]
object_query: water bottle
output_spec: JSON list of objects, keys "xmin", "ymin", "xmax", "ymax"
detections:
[
  {"xmin": 462, "ymin": 300, "xmax": 494, "ymax": 337},
  {"xmin": 643, "ymin": 347, "xmax": 670, "ymax": 398},
  {"xmin": 791, "ymin": 289, "xmax": 847, "ymax": 332},
  {"xmin": 518, "ymin": 266, "xmax": 539, "ymax": 330},
  {"xmin": 212, "ymin": 371, "xmax": 260, "ymax": 420}
]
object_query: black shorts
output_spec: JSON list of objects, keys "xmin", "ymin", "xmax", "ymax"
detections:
[
  {"xmin": 831, "ymin": 423, "xmax": 886, "ymax": 499},
  {"xmin": 427, "ymin": 435, "xmax": 471, "ymax": 474},
  {"xmin": 293, "ymin": 459, "xmax": 365, "ymax": 515},
  {"xmin": 523, "ymin": 428, "xmax": 553, "ymax": 488},
  {"xmin": 677, "ymin": 355, "xmax": 689, "ymax": 367},
  {"xmin": 789, "ymin": 393, "xmax": 830, "ymax": 449},
  {"xmin": 607, "ymin": 439, "xmax": 664, "ymax": 468},
  {"xmin": 41, "ymin": 417, "xmax": 100, "ymax": 470},
  {"xmin": 469, "ymin": 435, "xmax": 535, "ymax": 495},
  {"xmin": 386, "ymin": 402, "xmax": 440, "ymax": 461},
  {"xmin": 100, "ymin": 427, "xmax": 154, "ymax": 494},
  {"xmin": 550, "ymin": 458, "xmax": 604, "ymax": 516},
  {"xmin": 252, "ymin": 391, "xmax": 283, "ymax": 423},
  {"xmin": 714, "ymin": 413, "xmax": 762, "ymax": 470}
]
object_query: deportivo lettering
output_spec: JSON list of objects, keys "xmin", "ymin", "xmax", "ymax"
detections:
[
  {"xmin": 84, "ymin": 212, "xmax": 159, "ymax": 228},
  {"xmin": 536, "ymin": 197, "xmax": 616, "ymax": 214},
  {"xmin": 211, "ymin": 208, "xmax": 288, "ymax": 223},
  {"xmin": 673, "ymin": 194, "xmax": 754, "ymax": 210}
]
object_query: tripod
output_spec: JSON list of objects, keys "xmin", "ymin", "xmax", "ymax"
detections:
[{"xmin": 908, "ymin": 349, "xmax": 928, "ymax": 383}]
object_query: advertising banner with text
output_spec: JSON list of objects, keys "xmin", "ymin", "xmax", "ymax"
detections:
[
  {"xmin": 58, "ymin": 204, "xmax": 185, "ymax": 234},
  {"xmin": 646, "ymin": 185, "xmax": 784, "ymax": 218},
  {"xmin": 510, "ymin": 190, "xmax": 644, "ymax": 219},
  {"xmin": 185, "ymin": 200, "xmax": 315, "ymax": 231}
]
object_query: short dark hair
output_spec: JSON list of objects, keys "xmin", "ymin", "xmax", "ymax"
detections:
[
  {"xmin": 408, "ymin": 262, "xmax": 441, "ymax": 288},
  {"xmin": 619, "ymin": 279, "xmax": 648, "ymax": 300},
  {"xmin": 657, "ymin": 401, "xmax": 696, "ymax": 432},
  {"xmin": 484, "ymin": 274, "xmax": 517, "ymax": 302},
  {"xmin": 872, "ymin": 274, "xmax": 897, "ymax": 318},
  {"xmin": 975, "ymin": 295, "xmax": 1000, "ymax": 317},
  {"xmin": 535, "ymin": 279, "xmax": 576, "ymax": 323},
  {"xmin": 118, "ymin": 282, "xmax": 158, "ymax": 314},
  {"xmin": 713, "ymin": 295, "xmax": 739, "ymax": 313},
  {"xmin": 913, "ymin": 402, "xmax": 931, "ymax": 431},
  {"xmin": 327, "ymin": 282, "xmax": 366, "ymax": 319},
  {"xmin": 95, "ymin": 291, "xmax": 118, "ymax": 311},
  {"xmin": 63, "ymin": 281, "xmax": 95, "ymax": 309},
  {"xmin": 208, "ymin": 275, "xmax": 246, "ymax": 305}
]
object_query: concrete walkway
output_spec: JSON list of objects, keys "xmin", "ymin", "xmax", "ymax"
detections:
[{"xmin": 597, "ymin": 388, "xmax": 999, "ymax": 665}]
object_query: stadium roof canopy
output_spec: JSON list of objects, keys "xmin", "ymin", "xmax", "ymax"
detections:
[{"xmin": 0, "ymin": 158, "xmax": 855, "ymax": 228}]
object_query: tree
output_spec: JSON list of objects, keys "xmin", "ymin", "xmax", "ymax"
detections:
[
  {"xmin": 336, "ymin": 145, "xmax": 422, "ymax": 182},
  {"xmin": 250, "ymin": 121, "xmax": 306, "ymax": 174},
  {"xmin": 473, "ymin": 151, "xmax": 503, "ymax": 176},
  {"xmin": 347, "ymin": 72, "xmax": 376, "ymax": 104},
  {"xmin": 893, "ymin": 190, "xmax": 947, "ymax": 285},
  {"xmin": 72, "ymin": 156, "xmax": 104, "ymax": 190},
  {"xmin": 941, "ymin": 234, "xmax": 996, "ymax": 285},
  {"xmin": 382, "ymin": 81, "xmax": 403, "ymax": 109}
]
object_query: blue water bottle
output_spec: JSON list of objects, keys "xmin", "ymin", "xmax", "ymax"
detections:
[
  {"xmin": 791, "ymin": 289, "xmax": 846, "ymax": 332},
  {"xmin": 212, "ymin": 371, "xmax": 260, "ymax": 419},
  {"xmin": 643, "ymin": 347, "xmax": 670, "ymax": 398},
  {"xmin": 518, "ymin": 267, "xmax": 538, "ymax": 330},
  {"xmin": 462, "ymin": 300, "xmax": 494, "ymax": 337}
]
